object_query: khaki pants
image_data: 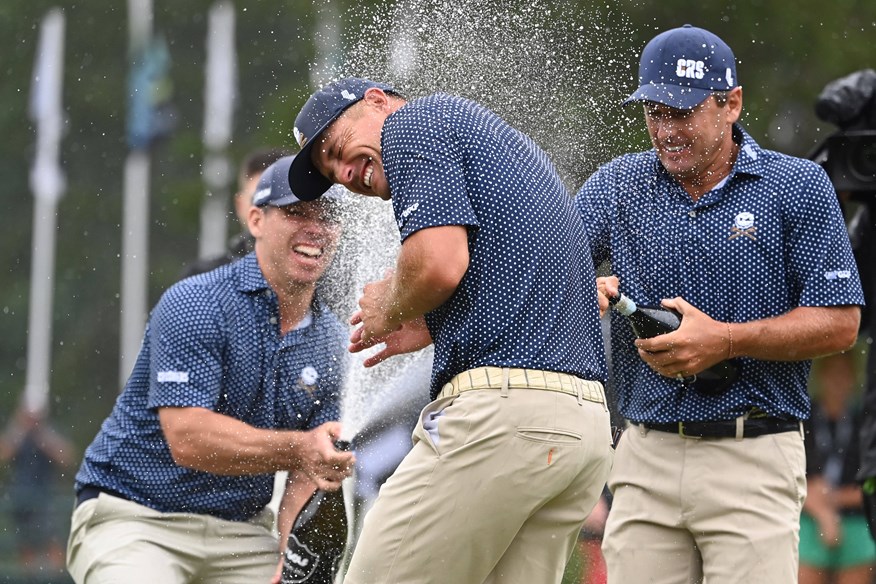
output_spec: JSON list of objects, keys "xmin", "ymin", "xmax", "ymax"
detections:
[
  {"xmin": 602, "ymin": 424, "xmax": 806, "ymax": 584},
  {"xmin": 345, "ymin": 385, "xmax": 613, "ymax": 584},
  {"xmin": 66, "ymin": 492, "xmax": 277, "ymax": 584}
]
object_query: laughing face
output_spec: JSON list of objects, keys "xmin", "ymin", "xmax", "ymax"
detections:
[
  {"xmin": 310, "ymin": 88, "xmax": 402, "ymax": 201},
  {"xmin": 250, "ymin": 200, "xmax": 342, "ymax": 292},
  {"xmin": 643, "ymin": 87, "xmax": 742, "ymax": 192}
]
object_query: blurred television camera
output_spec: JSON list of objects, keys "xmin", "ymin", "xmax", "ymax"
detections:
[
  {"xmin": 826, "ymin": 70, "xmax": 876, "ymax": 544},
  {"xmin": 809, "ymin": 70, "xmax": 876, "ymax": 333},
  {"xmin": 809, "ymin": 69, "xmax": 876, "ymax": 197}
]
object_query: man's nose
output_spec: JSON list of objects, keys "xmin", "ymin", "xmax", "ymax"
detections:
[
  {"xmin": 654, "ymin": 117, "xmax": 676, "ymax": 140},
  {"xmin": 301, "ymin": 215, "xmax": 336, "ymax": 236},
  {"xmin": 336, "ymin": 162, "xmax": 355, "ymax": 185}
]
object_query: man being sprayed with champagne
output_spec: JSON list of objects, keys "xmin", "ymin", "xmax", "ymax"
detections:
[
  {"xmin": 576, "ymin": 25, "xmax": 864, "ymax": 583},
  {"xmin": 288, "ymin": 77, "xmax": 613, "ymax": 584}
]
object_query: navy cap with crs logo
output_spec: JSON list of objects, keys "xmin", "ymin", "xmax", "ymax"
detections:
[
  {"xmin": 288, "ymin": 78, "xmax": 396, "ymax": 202},
  {"xmin": 624, "ymin": 24, "xmax": 738, "ymax": 110}
]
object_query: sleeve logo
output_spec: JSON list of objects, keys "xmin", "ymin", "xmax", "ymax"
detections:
[{"xmin": 157, "ymin": 371, "xmax": 189, "ymax": 383}]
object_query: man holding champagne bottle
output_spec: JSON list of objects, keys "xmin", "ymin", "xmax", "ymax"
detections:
[
  {"xmin": 576, "ymin": 24, "xmax": 864, "ymax": 583},
  {"xmin": 67, "ymin": 156, "xmax": 354, "ymax": 584}
]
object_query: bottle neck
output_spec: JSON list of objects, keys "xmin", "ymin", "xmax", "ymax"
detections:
[{"xmin": 609, "ymin": 293, "xmax": 637, "ymax": 316}]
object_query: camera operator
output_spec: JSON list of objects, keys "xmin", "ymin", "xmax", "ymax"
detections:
[{"xmin": 812, "ymin": 69, "xmax": 876, "ymax": 541}]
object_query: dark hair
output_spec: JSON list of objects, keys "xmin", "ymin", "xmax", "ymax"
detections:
[
  {"xmin": 240, "ymin": 147, "xmax": 293, "ymax": 180},
  {"xmin": 712, "ymin": 91, "xmax": 730, "ymax": 107}
]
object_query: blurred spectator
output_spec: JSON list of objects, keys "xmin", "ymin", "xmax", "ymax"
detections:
[
  {"xmin": 564, "ymin": 493, "xmax": 609, "ymax": 584},
  {"xmin": 0, "ymin": 400, "xmax": 76, "ymax": 573},
  {"xmin": 800, "ymin": 350, "xmax": 875, "ymax": 584},
  {"xmin": 180, "ymin": 146, "xmax": 291, "ymax": 278},
  {"xmin": 851, "ymin": 197, "xmax": 876, "ymax": 540}
]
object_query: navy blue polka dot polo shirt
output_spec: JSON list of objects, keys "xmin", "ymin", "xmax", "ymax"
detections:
[
  {"xmin": 576, "ymin": 124, "xmax": 865, "ymax": 423},
  {"xmin": 382, "ymin": 93, "xmax": 607, "ymax": 398},
  {"xmin": 74, "ymin": 254, "xmax": 347, "ymax": 521}
]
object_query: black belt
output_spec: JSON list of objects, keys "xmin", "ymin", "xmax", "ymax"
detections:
[
  {"xmin": 633, "ymin": 417, "xmax": 800, "ymax": 439},
  {"xmin": 75, "ymin": 486, "xmax": 128, "ymax": 508}
]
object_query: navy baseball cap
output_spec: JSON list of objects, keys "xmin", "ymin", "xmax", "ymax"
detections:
[
  {"xmin": 624, "ymin": 24, "xmax": 738, "ymax": 110},
  {"xmin": 253, "ymin": 155, "xmax": 303, "ymax": 207},
  {"xmin": 288, "ymin": 77, "xmax": 396, "ymax": 201},
  {"xmin": 254, "ymin": 155, "xmax": 347, "ymax": 208}
]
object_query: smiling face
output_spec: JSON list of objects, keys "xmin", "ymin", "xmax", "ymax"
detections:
[
  {"xmin": 249, "ymin": 200, "xmax": 342, "ymax": 294},
  {"xmin": 643, "ymin": 87, "xmax": 742, "ymax": 194},
  {"xmin": 310, "ymin": 88, "xmax": 403, "ymax": 201}
]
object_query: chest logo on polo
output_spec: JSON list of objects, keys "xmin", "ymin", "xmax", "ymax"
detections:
[
  {"xmin": 297, "ymin": 366, "xmax": 320, "ymax": 393},
  {"xmin": 729, "ymin": 212, "xmax": 757, "ymax": 240}
]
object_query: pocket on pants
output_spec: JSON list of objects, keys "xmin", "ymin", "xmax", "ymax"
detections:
[
  {"xmin": 516, "ymin": 426, "xmax": 583, "ymax": 444},
  {"xmin": 412, "ymin": 395, "xmax": 456, "ymax": 455}
]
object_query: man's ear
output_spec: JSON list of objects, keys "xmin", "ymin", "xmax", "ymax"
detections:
[
  {"xmin": 362, "ymin": 87, "xmax": 389, "ymax": 109},
  {"xmin": 727, "ymin": 86, "xmax": 743, "ymax": 123},
  {"xmin": 247, "ymin": 205, "xmax": 265, "ymax": 238}
]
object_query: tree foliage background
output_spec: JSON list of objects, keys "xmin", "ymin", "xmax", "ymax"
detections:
[{"xmin": 0, "ymin": 0, "xmax": 873, "ymax": 501}]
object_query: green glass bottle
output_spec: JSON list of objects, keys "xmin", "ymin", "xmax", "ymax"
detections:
[{"xmin": 281, "ymin": 441, "xmax": 350, "ymax": 584}]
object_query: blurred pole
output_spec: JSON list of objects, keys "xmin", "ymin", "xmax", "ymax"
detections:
[
  {"xmin": 311, "ymin": 0, "xmax": 342, "ymax": 87},
  {"xmin": 119, "ymin": 0, "xmax": 153, "ymax": 385},
  {"xmin": 200, "ymin": 0, "xmax": 237, "ymax": 260},
  {"xmin": 25, "ymin": 8, "xmax": 66, "ymax": 415}
]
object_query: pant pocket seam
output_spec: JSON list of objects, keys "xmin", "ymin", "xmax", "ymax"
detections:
[{"xmin": 516, "ymin": 426, "xmax": 582, "ymax": 444}]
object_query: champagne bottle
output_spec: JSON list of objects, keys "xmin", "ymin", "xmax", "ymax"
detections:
[
  {"xmin": 281, "ymin": 440, "xmax": 350, "ymax": 584},
  {"xmin": 608, "ymin": 292, "xmax": 738, "ymax": 396}
]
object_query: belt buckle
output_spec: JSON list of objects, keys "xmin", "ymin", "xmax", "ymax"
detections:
[{"xmin": 677, "ymin": 422, "xmax": 701, "ymax": 440}]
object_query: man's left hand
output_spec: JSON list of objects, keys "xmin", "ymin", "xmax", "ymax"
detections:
[
  {"xmin": 352, "ymin": 271, "xmax": 401, "ymax": 345},
  {"xmin": 635, "ymin": 296, "xmax": 730, "ymax": 379}
]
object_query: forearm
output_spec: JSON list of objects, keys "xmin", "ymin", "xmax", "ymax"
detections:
[
  {"xmin": 277, "ymin": 471, "xmax": 318, "ymax": 548},
  {"xmin": 804, "ymin": 475, "xmax": 838, "ymax": 521},
  {"xmin": 834, "ymin": 484, "xmax": 864, "ymax": 510},
  {"xmin": 386, "ymin": 258, "xmax": 456, "ymax": 324},
  {"xmin": 383, "ymin": 226, "xmax": 469, "ymax": 327},
  {"xmin": 159, "ymin": 407, "xmax": 306, "ymax": 475},
  {"xmin": 730, "ymin": 305, "xmax": 860, "ymax": 361}
]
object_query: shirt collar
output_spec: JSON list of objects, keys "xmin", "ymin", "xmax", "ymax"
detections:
[
  {"xmin": 651, "ymin": 123, "xmax": 766, "ymax": 184},
  {"xmin": 237, "ymin": 253, "xmax": 271, "ymax": 294},
  {"xmin": 730, "ymin": 124, "xmax": 766, "ymax": 179}
]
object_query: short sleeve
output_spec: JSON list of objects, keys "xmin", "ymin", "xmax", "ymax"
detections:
[
  {"xmin": 575, "ymin": 164, "xmax": 617, "ymax": 268},
  {"xmin": 147, "ymin": 282, "xmax": 226, "ymax": 410},
  {"xmin": 384, "ymin": 104, "xmax": 479, "ymax": 242},
  {"xmin": 783, "ymin": 162, "xmax": 865, "ymax": 307}
]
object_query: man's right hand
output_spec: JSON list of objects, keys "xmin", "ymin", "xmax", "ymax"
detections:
[
  {"xmin": 596, "ymin": 275, "xmax": 620, "ymax": 318},
  {"xmin": 295, "ymin": 422, "xmax": 355, "ymax": 491}
]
